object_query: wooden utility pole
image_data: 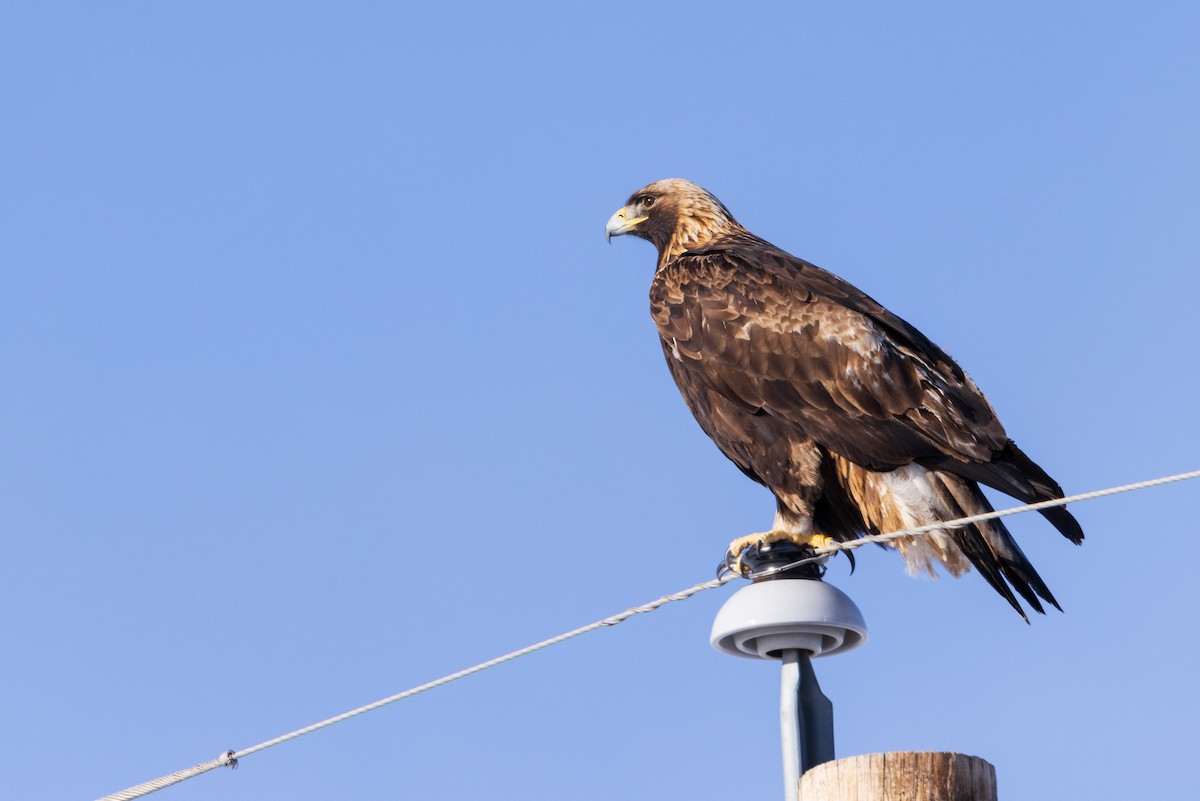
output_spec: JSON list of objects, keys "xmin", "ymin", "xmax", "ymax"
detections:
[{"xmin": 797, "ymin": 752, "xmax": 996, "ymax": 801}]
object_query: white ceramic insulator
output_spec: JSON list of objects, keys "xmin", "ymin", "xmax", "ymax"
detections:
[{"xmin": 710, "ymin": 579, "xmax": 868, "ymax": 660}]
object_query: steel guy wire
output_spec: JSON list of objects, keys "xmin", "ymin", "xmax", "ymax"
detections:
[{"xmin": 95, "ymin": 468, "xmax": 1199, "ymax": 801}]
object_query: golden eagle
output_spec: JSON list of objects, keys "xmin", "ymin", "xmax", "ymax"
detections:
[{"xmin": 606, "ymin": 179, "xmax": 1082, "ymax": 620}]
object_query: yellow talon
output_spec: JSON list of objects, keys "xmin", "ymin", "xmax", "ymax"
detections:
[{"xmin": 723, "ymin": 530, "xmax": 834, "ymax": 576}]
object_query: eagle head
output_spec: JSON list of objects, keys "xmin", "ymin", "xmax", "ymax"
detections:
[{"xmin": 605, "ymin": 178, "xmax": 742, "ymax": 261}]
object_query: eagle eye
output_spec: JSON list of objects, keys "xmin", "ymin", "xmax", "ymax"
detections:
[{"xmin": 641, "ymin": 196, "xmax": 656, "ymax": 209}]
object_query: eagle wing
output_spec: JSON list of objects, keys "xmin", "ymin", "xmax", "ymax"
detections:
[{"xmin": 651, "ymin": 243, "xmax": 1005, "ymax": 468}]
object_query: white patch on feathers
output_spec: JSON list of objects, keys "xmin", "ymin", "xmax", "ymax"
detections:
[
  {"xmin": 874, "ymin": 464, "xmax": 971, "ymax": 578},
  {"xmin": 669, "ymin": 337, "xmax": 682, "ymax": 361},
  {"xmin": 773, "ymin": 508, "xmax": 813, "ymax": 536}
]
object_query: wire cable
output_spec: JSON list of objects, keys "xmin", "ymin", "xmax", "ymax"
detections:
[
  {"xmin": 95, "ymin": 468, "xmax": 1198, "ymax": 801},
  {"xmin": 95, "ymin": 575, "xmax": 736, "ymax": 801}
]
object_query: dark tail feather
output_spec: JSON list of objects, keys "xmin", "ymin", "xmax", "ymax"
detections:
[
  {"xmin": 1002, "ymin": 441, "xmax": 1085, "ymax": 545},
  {"xmin": 952, "ymin": 525, "xmax": 1034, "ymax": 622},
  {"xmin": 1037, "ymin": 505, "xmax": 1084, "ymax": 545},
  {"xmin": 921, "ymin": 441, "xmax": 1085, "ymax": 545},
  {"xmin": 934, "ymin": 473, "xmax": 1062, "ymax": 621}
]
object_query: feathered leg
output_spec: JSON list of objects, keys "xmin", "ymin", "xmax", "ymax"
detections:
[{"xmin": 722, "ymin": 440, "xmax": 834, "ymax": 575}]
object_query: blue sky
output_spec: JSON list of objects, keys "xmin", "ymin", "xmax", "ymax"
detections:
[{"xmin": 3, "ymin": 3, "xmax": 1199, "ymax": 800}]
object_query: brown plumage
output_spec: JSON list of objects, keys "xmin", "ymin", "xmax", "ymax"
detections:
[{"xmin": 606, "ymin": 178, "xmax": 1083, "ymax": 620}]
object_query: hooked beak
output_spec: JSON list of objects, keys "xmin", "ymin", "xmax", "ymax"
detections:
[{"xmin": 605, "ymin": 206, "xmax": 648, "ymax": 243}]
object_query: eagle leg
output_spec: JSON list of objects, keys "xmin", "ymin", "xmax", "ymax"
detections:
[{"xmin": 722, "ymin": 530, "xmax": 836, "ymax": 577}]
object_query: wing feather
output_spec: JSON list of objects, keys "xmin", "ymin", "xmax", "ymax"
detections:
[{"xmin": 651, "ymin": 243, "xmax": 1005, "ymax": 469}]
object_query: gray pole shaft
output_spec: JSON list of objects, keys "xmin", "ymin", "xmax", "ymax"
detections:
[
  {"xmin": 780, "ymin": 650, "xmax": 803, "ymax": 801},
  {"xmin": 780, "ymin": 649, "xmax": 836, "ymax": 801}
]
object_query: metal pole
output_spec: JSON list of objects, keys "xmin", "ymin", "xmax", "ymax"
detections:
[
  {"xmin": 780, "ymin": 648, "xmax": 836, "ymax": 801},
  {"xmin": 780, "ymin": 649, "xmax": 802, "ymax": 801}
]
